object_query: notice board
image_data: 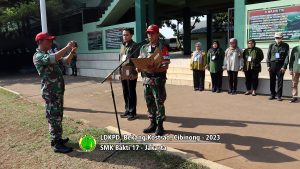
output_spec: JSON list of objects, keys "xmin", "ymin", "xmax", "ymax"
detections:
[
  {"xmin": 88, "ymin": 31, "xmax": 103, "ymax": 50},
  {"xmin": 248, "ymin": 5, "xmax": 300, "ymax": 42},
  {"xmin": 105, "ymin": 28, "xmax": 123, "ymax": 49}
]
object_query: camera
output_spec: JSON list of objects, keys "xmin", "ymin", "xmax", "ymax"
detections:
[{"xmin": 74, "ymin": 41, "xmax": 78, "ymax": 47}]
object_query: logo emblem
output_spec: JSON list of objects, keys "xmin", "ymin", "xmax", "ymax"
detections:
[{"xmin": 79, "ymin": 135, "xmax": 96, "ymax": 152}]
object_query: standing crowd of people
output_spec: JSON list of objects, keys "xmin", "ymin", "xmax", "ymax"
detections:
[
  {"xmin": 32, "ymin": 27, "xmax": 299, "ymax": 154},
  {"xmin": 190, "ymin": 32, "xmax": 300, "ymax": 103},
  {"xmin": 32, "ymin": 24, "xmax": 171, "ymax": 154}
]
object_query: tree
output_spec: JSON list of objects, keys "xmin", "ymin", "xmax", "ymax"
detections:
[
  {"xmin": 212, "ymin": 12, "xmax": 228, "ymax": 32},
  {"xmin": 162, "ymin": 16, "xmax": 201, "ymax": 50},
  {"xmin": 0, "ymin": 0, "xmax": 63, "ymax": 39}
]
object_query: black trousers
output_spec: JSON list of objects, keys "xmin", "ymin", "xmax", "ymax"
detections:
[
  {"xmin": 269, "ymin": 62, "xmax": 285, "ymax": 98},
  {"xmin": 121, "ymin": 79, "xmax": 137, "ymax": 115},
  {"xmin": 211, "ymin": 71, "xmax": 223, "ymax": 91},
  {"xmin": 244, "ymin": 70, "xmax": 259, "ymax": 91},
  {"xmin": 227, "ymin": 71, "xmax": 238, "ymax": 92},
  {"xmin": 71, "ymin": 66, "xmax": 77, "ymax": 76},
  {"xmin": 193, "ymin": 70, "xmax": 205, "ymax": 90}
]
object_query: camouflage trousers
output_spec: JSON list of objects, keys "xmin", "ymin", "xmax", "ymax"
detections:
[
  {"xmin": 42, "ymin": 93, "xmax": 64, "ymax": 142},
  {"xmin": 144, "ymin": 80, "xmax": 167, "ymax": 123}
]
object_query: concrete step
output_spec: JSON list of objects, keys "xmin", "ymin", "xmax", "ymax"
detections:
[
  {"xmin": 167, "ymin": 67, "xmax": 191, "ymax": 74},
  {"xmin": 167, "ymin": 73, "xmax": 211, "ymax": 81},
  {"xmin": 166, "ymin": 79, "xmax": 212, "ymax": 88}
]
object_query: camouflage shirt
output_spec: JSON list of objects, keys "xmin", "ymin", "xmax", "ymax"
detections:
[
  {"xmin": 139, "ymin": 42, "xmax": 170, "ymax": 85},
  {"xmin": 33, "ymin": 49, "xmax": 65, "ymax": 95}
]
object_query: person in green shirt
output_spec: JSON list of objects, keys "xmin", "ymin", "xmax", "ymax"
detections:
[
  {"xmin": 289, "ymin": 37, "xmax": 300, "ymax": 103},
  {"xmin": 267, "ymin": 32, "xmax": 289, "ymax": 101},
  {"xmin": 243, "ymin": 39, "xmax": 264, "ymax": 96},
  {"xmin": 206, "ymin": 40, "xmax": 225, "ymax": 93}
]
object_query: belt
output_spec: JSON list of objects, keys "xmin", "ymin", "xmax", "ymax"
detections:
[
  {"xmin": 271, "ymin": 60, "xmax": 284, "ymax": 64},
  {"xmin": 144, "ymin": 72, "xmax": 165, "ymax": 77}
]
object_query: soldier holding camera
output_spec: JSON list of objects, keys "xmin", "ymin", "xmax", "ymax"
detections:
[{"xmin": 33, "ymin": 32, "xmax": 77, "ymax": 153}]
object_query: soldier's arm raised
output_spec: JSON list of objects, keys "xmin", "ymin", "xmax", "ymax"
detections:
[
  {"xmin": 63, "ymin": 47, "xmax": 77, "ymax": 65},
  {"xmin": 54, "ymin": 42, "xmax": 74, "ymax": 61}
]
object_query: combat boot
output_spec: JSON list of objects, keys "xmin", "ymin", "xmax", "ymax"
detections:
[
  {"xmin": 51, "ymin": 140, "xmax": 73, "ymax": 153},
  {"xmin": 155, "ymin": 121, "xmax": 164, "ymax": 136},
  {"xmin": 50, "ymin": 138, "xmax": 69, "ymax": 146},
  {"xmin": 59, "ymin": 137, "xmax": 70, "ymax": 144},
  {"xmin": 143, "ymin": 121, "xmax": 157, "ymax": 133}
]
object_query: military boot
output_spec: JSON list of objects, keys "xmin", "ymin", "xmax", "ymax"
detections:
[
  {"xmin": 50, "ymin": 138, "xmax": 69, "ymax": 146},
  {"xmin": 143, "ymin": 120, "xmax": 157, "ymax": 133},
  {"xmin": 51, "ymin": 140, "xmax": 73, "ymax": 153},
  {"xmin": 155, "ymin": 121, "xmax": 164, "ymax": 136}
]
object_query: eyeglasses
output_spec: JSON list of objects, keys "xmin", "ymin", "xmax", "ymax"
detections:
[{"xmin": 275, "ymin": 37, "xmax": 282, "ymax": 39}]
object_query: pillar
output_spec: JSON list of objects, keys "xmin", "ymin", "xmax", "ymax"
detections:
[
  {"xmin": 183, "ymin": 7, "xmax": 191, "ymax": 55},
  {"xmin": 207, "ymin": 13, "xmax": 212, "ymax": 51},
  {"xmin": 135, "ymin": 0, "xmax": 146, "ymax": 42},
  {"xmin": 148, "ymin": 0, "xmax": 157, "ymax": 25},
  {"xmin": 234, "ymin": 0, "xmax": 246, "ymax": 48},
  {"xmin": 39, "ymin": 0, "xmax": 48, "ymax": 32}
]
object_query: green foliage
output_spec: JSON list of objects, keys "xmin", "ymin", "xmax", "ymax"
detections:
[
  {"xmin": 162, "ymin": 16, "xmax": 202, "ymax": 50},
  {"xmin": 0, "ymin": 0, "xmax": 63, "ymax": 36},
  {"xmin": 212, "ymin": 12, "xmax": 228, "ymax": 32}
]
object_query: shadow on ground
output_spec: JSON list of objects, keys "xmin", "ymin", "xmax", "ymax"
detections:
[
  {"xmin": 65, "ymin": 107, "xmax": 300, "ymax": 128},
  {"xmin": 65, "ymin": 107, "xmax": 300, "ymax": 164},
  {"xmin": 167, "ymin": 130, "xmax": 300, "ymax": 163}
]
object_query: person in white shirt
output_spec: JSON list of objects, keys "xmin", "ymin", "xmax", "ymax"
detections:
[{"xmin": 223, "ymin": 38, "xmax": 244, "ymax": 95}]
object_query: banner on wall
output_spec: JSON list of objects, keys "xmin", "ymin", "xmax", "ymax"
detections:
[
  {"xmin": 248, "ymin": 5, "xmax": 300, "ymax": 42},
  {"xmin": 105, "ymin": 28, "xmax": 124, "ymax": 49},
  {"xmin": 88, "ymin": 31, "xmax": 103, "ymax": 50}
]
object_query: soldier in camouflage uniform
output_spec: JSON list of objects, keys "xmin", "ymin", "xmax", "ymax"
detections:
[
  {"xmin": 33, "ymin": 32, "xmax": 77, "ymax": 153},
  {"xmin": 139, "ymin": 25, "xmax": 170, "ymax": 136}
]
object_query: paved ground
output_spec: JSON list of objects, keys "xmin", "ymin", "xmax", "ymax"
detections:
[{"xmin": 1, "ymin": 73, "xmax": 300, "ymax": 169}]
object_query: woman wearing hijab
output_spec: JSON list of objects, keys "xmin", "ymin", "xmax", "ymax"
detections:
[
  {"xmin": 190, "ymin": 42, "xmax": 207, "ymax": 91},
  {"xmin": 223, "ymin": 38, "xmax": 244, "ymax": 95},
  {"xmin": 243, "ymin": 39, "xmax": 264, "ymax": 96},
  {"xmin": 206, "ymin": 41, "xmax": 225, "ymax": 93}
]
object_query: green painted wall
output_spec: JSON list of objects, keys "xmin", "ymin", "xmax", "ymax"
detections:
[
  {"xmin": 234, "ymin": 0, "xmax": 246, "ymax": 48},
  {"xmin": 55, "ymin": 21, "xmax": 136, "ymax": 54},
  {"xmin": 135, "ymin": 0, "xmax": 146, "ymax": 42},
  {"xmin": 245, "ymin": 0, "xmax": 300, "ymax": 49}
]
